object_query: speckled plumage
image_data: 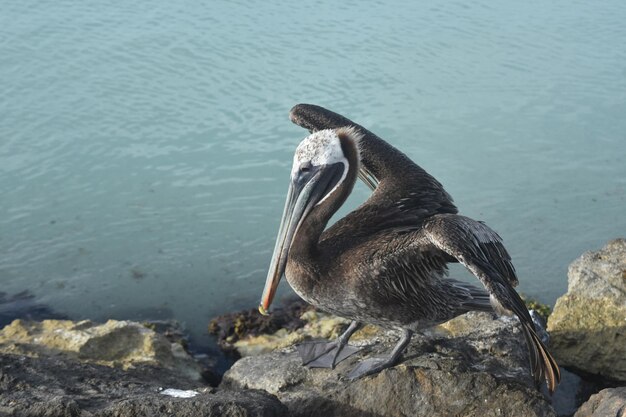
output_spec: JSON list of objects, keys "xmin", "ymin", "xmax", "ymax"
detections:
[{"xmin": 278, "ymin": 104, "xmax": 560, "ymax": 392}]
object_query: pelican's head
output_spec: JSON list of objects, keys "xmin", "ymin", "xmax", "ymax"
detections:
[{"xmin": 259, "ymin": 127, "xmax": 361, "ymax": 315}]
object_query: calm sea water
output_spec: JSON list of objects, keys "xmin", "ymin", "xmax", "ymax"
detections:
[{"xmin": 1, "ymin": 1, "xmax": 625, "ymax": 346}]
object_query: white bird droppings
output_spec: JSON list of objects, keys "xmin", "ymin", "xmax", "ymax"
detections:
[{"xmin": 160, "ymin": 388, "xmax": 199, "ymax": 398}]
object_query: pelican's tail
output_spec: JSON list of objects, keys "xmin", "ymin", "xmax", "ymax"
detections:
[{"xmin": 520, "ymin": 321, "xmax": 561, "ymax": 394}]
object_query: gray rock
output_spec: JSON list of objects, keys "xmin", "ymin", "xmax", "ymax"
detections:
[
  {"xmin": 550, "ymin": 368, "xmax": 610, "ymax": 417},
  {"xmin": 0, "ymin": 352, "xmax": 288, "ymax": 417},
  {"xmin": 573, "ymin": 387, "xmax": 626, "ymax": 417},
  {"xmin": 529, "ymin": 309, "xmax": 550, "ymax": 345},
  {"xmin": 548, "ymin": 239, "xmax": 626, "ymax": 382},
  {"xmin": 222, "ymin": 312, "xmax": 556, "ymax": 417}
]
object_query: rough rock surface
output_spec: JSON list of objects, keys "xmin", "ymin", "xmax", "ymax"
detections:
[
  {"xmin": 548, "ymin": 239, "xmax": 626, "ymax": 382},
  {"xmin": 0, "ymin": 352, "xmax": 288, "ymax": 417},
  {"xmin": 231, "ymin": 310, "xmax": 353, "ymax": 357},
  {"xmin": 0, "ymin": 319, "xmax": 205, "ymax": 381},
  {"xmin": 550, "ymin": 367, "xmax": 615, "ymax": 417},
  {"xmin": 208, "ymin": 298, "xmax": 313, "ymax": 357},
  {"xmin": 573, "ymin": 387, "xmax": 626, "ymax": 417},
  {"xmin": 222, "ymin": 311, "xmax": 556, "ymax": 417}
]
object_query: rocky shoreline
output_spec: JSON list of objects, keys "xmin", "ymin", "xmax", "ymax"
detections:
[{"xmin": 1, "ymin": 239, "xmax": 625, "ymax": 416}]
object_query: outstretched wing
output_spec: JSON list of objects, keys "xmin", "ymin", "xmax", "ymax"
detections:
[
  {"xmin": 289, "ymin": 104, "xmax": 457, "ymax": 220},
  {"xmin": 423, "ymin": 214, "xmax": 518, "ymax": 287},
  {"xmin": 420, "ymin": 213, "xmax": 560, "ymax": 393}
]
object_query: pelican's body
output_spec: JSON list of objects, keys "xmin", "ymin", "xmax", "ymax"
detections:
[
  {"xmin": 260, "ymin": 104, "xmax": 560, "ymax": 392},
  {"xmin": 289, "ymin": 216, "xmax": 492, "ymax": 331}
]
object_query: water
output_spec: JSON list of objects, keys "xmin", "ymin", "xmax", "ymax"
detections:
[{"xmin": 1, "ymin": 1, "xmax": 625, "ymax": 346}]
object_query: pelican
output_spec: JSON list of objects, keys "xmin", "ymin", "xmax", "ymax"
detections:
[{"xmin": 259, "ymin": 104, "xmax": 560, "ymax": 393}]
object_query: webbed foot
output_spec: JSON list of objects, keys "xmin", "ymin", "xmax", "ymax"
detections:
[
  {"xmin": 347, "ymin": 328, "xmax": 413, "ymax": 380},
  {"xmin": 296, "ymin": 320, "xmax": 363, "ymax": 369},
  {"xmin": 296, "ymin": 341, "xmax": 361, "ymax": 368},
  {"xmin": 347, "ymin": 357, "xmax": 394, "ymax": 379}
]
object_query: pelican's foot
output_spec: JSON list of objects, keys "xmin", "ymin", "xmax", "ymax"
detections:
[
  {"xmin": 347, "ymin": 328, "xmax": 413, "ymax": 380},
  {"xmin": 296, "ymin": 341, "xmax": 361, "ymax": 368},
  {"xmin": 347, "ymin": 356, "xmax": 398, "ymax": 380}
]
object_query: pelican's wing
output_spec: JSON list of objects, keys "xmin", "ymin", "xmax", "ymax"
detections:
[
  {"xmin": 423, "ymin": 214, "xmax": 518, "ymax": 287},
  {"xmin": 289, "ymin": 104, "xmax": 457, "ymax": 219},
  {"xmin": 421, "ymin": 213, "xmax": 560, "ymax": 393}
]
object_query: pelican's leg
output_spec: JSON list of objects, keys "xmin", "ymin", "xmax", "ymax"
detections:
[
  {"xmin": 296, "ymin": 320, "xmax": 362, "ymax": 368},
  {"xmin": 347, "ymin": 328, "xmax": 413, "ymax": 380}
]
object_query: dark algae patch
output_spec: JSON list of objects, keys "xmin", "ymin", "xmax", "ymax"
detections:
[{"xmin": 208, "ymin": 298, "xmax": 312, "ymax": 357}]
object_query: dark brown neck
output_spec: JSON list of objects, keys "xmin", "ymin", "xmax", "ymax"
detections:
[{"xmin": 289, "ymin": 131, "xmax": 359, "ymax": 264}]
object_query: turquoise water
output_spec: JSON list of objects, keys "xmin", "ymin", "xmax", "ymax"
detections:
[{"xmin": 1, "ymin": 1, "xmax": 625, "ymax": 345}]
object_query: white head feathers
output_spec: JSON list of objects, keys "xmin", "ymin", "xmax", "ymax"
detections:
[
  {"xmin": 291, "ymin": 127, "xmax": 361, "ymax": 177},
  {"xmin": 290, "ymin": 127, "xmax": 362, "ymax": 205}
]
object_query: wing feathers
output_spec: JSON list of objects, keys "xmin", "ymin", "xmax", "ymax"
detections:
[
  {"xmin": 423, "ymin": 214, "xmax": 560, "ymax": 393},
  {"xmin": 289, "ymin": 104, "xmax": 457, "ymax": 218}
]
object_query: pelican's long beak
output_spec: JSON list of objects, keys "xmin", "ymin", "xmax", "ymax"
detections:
[{"xmin": 259, "ymin": 163, "xmax": 344, "ymax": 315}]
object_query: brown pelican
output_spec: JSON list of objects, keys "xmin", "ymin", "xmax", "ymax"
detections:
[{"xmin": 259, "ymin": 104, "xmax": 560, "ymax": 393}]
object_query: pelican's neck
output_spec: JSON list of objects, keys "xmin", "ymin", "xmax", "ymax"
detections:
[{"xmin": 289, "ymin": 132, "xmax": 359, "ymax": 265}]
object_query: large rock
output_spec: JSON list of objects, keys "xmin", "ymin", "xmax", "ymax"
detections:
[
  {"xmin": 0, "ymin": 352, "xmax": 287, "ymax": 417},
  {"xmin": 573, "ymin": 387, "xmax": 626, "ymax": 417},
  {"xmin": 222, "ymin": 312, "xmax": 556, "ymax": 417},
  {"xmin": 0, "ymin": 319, "xmax": 205, "ymax": 381},
  {"xmin": 548, "ymin": 239, "xmax": 626, "ymax": 382}
]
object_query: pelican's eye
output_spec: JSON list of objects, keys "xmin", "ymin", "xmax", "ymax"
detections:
[
  {"xmin": 293, "ymin": 161, "xmax": 314, "ymax": 184},
  {"xmin": 299, "ymin": 162, "xmax": 312, "ymax": 173}
]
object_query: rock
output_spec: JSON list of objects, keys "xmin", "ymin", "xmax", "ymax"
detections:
[
  {"xmin": 222, "ymin": 311, "xmax": 556, "ymax": 417},
  {"xmin": 232, "ymin": 310, "xmax": 353, "ymax": 357},
  {"xmin": 573, "ymin": 387, "xmax": 626, "ymax": 417},
  {"xmin": 548, "ymin": 239, "xmax": 626, "ymax": 382},
  {"xmin": 549, "ymin": 368, "xmax": 611, "ymax": 417},
  {"xmin": 0, "ymin": 319, "xmax": 205, "ymax": 381},
  {"xmin": 210, "ymin": 298, "xmax": 385, "ymax": 358},
  {"xmin": 219, "ymin": 297, "xmax": 558, "ymax": 359},
  {"xmin": 143, "ymin": 319, "xmax": 191, "ymax": 349},
  {"xmin": 529, "ymin": 309, "xmax": 550, "ymax": 345},
  {"xmin": 208, "ymin": 298, "xmax": 313, "ymax": 357},
  {"xmin": 0, "ymin": 352, "xmax": 288, "ymax": 417}
]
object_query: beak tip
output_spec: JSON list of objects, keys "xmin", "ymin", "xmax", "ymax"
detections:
[{"xmin": 258, "ymin": 304, "xmax": 270, "ymax": 316}]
